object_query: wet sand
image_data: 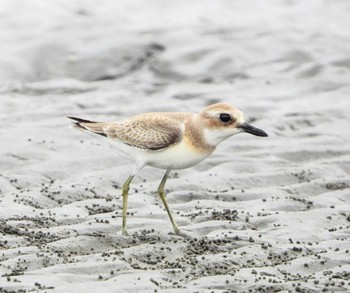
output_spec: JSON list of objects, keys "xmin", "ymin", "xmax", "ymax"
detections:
[{"xmin": 1, "ymin": 0, "xmax": 350, "ymax": 292}]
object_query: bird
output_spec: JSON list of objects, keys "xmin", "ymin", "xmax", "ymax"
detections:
[{"xmin": 68, "ymin": 103, "xmax": 267, "ymax": 235}]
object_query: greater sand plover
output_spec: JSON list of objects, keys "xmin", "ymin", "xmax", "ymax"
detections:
[{"xmin": 68, "ymin": 103, "xmax": 267, "ymax": 235}]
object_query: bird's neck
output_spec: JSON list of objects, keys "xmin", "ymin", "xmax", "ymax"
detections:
[{"xmin": 184, "ymin": 115, "xmax": 216, "ymax": 154}]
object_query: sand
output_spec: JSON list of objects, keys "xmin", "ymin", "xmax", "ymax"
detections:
[{"xmin": 1, "ymin": 0, "xmax": 350, "ymax": 292}]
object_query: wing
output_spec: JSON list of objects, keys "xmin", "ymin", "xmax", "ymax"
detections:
[
  {"xmin": 104, "ymin": 116, "xmax": 183, "ymax": 150},
  {"xmin": 68, "ymin": 114, "xmax": 185, "ymax": 151}
]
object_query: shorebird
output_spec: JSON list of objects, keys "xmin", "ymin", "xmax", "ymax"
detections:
[{"xmin": 68, "ymin": 103, "xmax": 267, "ymax": 235}]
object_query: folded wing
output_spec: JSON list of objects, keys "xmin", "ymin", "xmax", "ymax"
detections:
[{"xmin": 68, "ymin": 115, "xmax": 183, "ymax": 151}]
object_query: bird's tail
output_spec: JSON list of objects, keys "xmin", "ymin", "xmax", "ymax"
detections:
[{"xmin": 67, "ymin": 116, "xmax": 107, "ymax": 137}]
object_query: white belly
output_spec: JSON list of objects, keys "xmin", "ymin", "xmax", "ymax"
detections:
[
  {"xmin": 141, "ymin": 140, "xmax": 212, "ymax": 170},
  {"xmin": 109, "ymin": 138, "xmax": 213, "ymax": 170}
]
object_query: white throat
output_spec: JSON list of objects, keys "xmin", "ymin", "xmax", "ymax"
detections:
[{"xmin": 203, "ymin": 127, "xmax": 242, "ymax": 146}]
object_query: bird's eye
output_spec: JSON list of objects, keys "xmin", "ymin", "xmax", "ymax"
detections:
[{"xmin": 219, "ymin": 113, "xmax": 232, "ymax": 123}]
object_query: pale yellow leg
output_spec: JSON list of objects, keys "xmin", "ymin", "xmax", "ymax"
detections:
[
  {"xmin": 120, "ymin": 163, "xmax": 145, "ymax": 236},
  {"xmin": 121, "ymin": 175, "xmax": 134, "ymax": 236},
  {"xmin": 157, "ymin": 170, "xmax": 180, "ymax": 234}
]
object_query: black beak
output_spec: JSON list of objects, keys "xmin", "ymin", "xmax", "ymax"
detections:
[{"xmin": 239, "ymin": 122, "xmax": 268, "ymax": 137}]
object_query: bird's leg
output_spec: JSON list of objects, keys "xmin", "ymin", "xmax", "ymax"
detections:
[
  {"xmin": 121, "ymin": 175, "xmax": 134, "ymax": 236},
  {"xmin": 121, "ymin": 162, "xmax": 145, "ymax": 236},
  {"xmin": 157, "ymin": 170, "xmax": 180, "ymax": 235}
]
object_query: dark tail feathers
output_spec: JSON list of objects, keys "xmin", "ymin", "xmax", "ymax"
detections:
[
  {"xmin": 67, "ymin": 116, "xmax": 98, "ymax": 130},
  {"xmin": 67, "ymin": 116, "xmax": 107, "ymax": 137},
  {"xmin": 67, "ymin": 116, "xmax": 97, "ymax": 124}
]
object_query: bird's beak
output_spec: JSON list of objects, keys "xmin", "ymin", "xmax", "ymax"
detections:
[{"xmin": 238, "ymin": 122, "xmax": 268, "ymax": 137}]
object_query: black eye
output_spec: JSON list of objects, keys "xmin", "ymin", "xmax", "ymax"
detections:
[{"xmin": 219, "ymin": 113, "xmax": 231, "ymax": 123}]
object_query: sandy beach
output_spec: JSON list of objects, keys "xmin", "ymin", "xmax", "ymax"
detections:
[{"xmin": 1, "ymin": 0, "xmax": 350, "ymax": 292}]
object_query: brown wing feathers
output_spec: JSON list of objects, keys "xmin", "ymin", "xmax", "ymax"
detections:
[
  {"xmin": 105, "ymin": 120, "xmax": 182, "ymax": 150},
  {"xmin": 67, "ymin": 115, "xmax": 183, "ymax": 150}
]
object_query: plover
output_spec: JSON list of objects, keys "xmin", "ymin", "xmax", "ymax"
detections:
[{"xmin": 68, "ymin": 103, "xmax": 267, "ymax": 235}]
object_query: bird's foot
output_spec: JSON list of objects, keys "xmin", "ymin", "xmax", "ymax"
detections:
[
  {"xmin": 121, "ymin": 229, "xmax": 129, "ymax": 236},
  {"xmin": 170, "ymin": 227, "xmax": 193, "ymax": 240}
]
